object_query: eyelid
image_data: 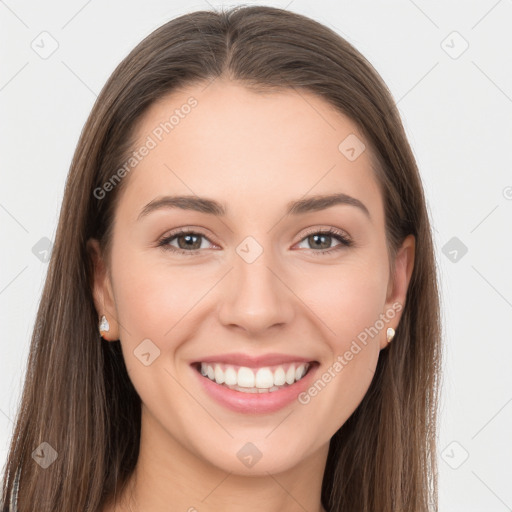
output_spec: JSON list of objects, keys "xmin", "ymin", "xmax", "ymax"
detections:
[
  {"xmin": 159, "ymin": 226, "xmax": 219, "ymax": 244},
  {"xmin": 298, "ymin": 225, "xmax": 352, "ymax": 242}
]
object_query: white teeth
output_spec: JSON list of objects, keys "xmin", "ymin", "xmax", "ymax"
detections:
[
  {"xmin": 255, "ymin": 367, "xmax": 274, "ymax": 388},
  {"xmin": 273, "ymin": 367, "xmax": 286, "ymax": 386},
  {"xmin": 237, "ymin": 367, "xmax": 255, "ymax": 388},
  {"xmin": 198, "ymin": 361, "xmax": 311, "ymax": 392},
  {"xmin": 285, "ymin": 364, "xmax": 296, "ymax": 385},
  {"xmin": 214, "ymin": 364, "xmax": 224, "ymax": 384},
  {"xmin": 224, "ymin": 366, "xmax": 237, "ymax": 386},
  {"xmin": 295, "ymin": 365, "xmax": 306, "ymax": 381}
]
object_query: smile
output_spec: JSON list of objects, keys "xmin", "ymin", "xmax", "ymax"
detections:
[
  {"xmin": 191, "ymin": 360, "xmax": 319, "ymax": 414},
  {"xmin": 194, "ymin": 361, "xmax": 312, "ymax": 393}
]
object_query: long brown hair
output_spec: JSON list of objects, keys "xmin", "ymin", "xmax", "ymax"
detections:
[{"xmin": 1, "ymin": 5, "xmax": 441, "ymax": 511}]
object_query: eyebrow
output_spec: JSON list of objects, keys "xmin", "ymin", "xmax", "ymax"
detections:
[{"xmin": 137, "ymin": 193, "xmax": 371, "ymax": 221}]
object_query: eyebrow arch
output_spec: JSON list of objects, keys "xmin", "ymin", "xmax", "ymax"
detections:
[
  {"xmin": 137, "ymin": 193, "xmax": 371, "ymax": 221},
  {"xmin": 286, "ymin": 193, "xmax": 371, "ymax": 219}
]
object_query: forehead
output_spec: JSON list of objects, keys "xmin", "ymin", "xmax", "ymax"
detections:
[{"xmin": 118, "ymin": 79, "xmax": 384, "ymax": 225}]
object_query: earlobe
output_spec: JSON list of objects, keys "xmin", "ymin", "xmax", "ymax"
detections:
[
  {"xmin": 380, "ymin": 234, "xmax": 415, "ymax": 350},
  {"xmin": 86, "ymin": 238, "xmax": 120, "ymax": 341}
]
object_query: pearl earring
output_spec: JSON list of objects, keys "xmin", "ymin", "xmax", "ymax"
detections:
[
  {"xmin": 386, "ymin": 327, "xmax": 395, "ymax": 343},
  {"xmin": 99, "ymin": 315, "xmax": 110, "ymax": 336}
]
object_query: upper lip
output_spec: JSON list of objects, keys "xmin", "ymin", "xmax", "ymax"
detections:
[{"xmin": 191, "ymin": 352, "xmax": 317, "ymax": 368}]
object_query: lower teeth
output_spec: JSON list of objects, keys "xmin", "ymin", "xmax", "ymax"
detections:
[{"xmin": 220, "ymin": 383, "xmax": 289, "ymax": 393}]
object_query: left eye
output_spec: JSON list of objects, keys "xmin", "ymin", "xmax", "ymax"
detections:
[
  {"xmin": 158, "ymin": 228, "xmax": 353, "ymax": 255},
  {"xmin": 295, "ymin": 229, "xmax": 353, "ymax": 253}
]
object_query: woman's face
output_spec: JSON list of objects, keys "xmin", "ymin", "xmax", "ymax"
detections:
[{"xmin": 90, "ymin": 79, "xmax": 414, "ymax": 476}]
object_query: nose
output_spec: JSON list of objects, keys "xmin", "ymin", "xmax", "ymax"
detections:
[{"xmin": 217, "ymin": 249, "xmax": 295, "ymax": 336}]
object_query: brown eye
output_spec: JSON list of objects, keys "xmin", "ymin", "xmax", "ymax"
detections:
[
  {"xmin": 296, "ymin": 228, "xmax": 353, "ymax": 256},
  {"xmin": 158, "ymin": 230, "xmax": 214, "ymax": 255},
  {"xmin": 175, "ymin": 233, "xmax": 203, "ymax": 251},
  {"xmin": 305, "ymin": 233, "xmax": 333, "ymax": 250}
]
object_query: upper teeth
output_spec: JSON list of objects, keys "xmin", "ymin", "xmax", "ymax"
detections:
[{"xmin": 200, "ymin": 362, "xmax": 310, "ymax": 389}]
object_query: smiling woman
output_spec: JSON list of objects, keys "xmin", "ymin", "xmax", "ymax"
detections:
[{"xmin": 1, "ymin": 5, "xmax": 441, "ymax": 512}]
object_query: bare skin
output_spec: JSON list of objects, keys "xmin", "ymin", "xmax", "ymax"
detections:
[{"xmin": 89, "ymin": 78, "xmax": 415, "ymax": 512}]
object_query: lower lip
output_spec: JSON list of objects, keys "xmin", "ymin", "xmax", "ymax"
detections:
[{"xmin": 191, "ymin": 363, "xmax": 318, "ymax": 414}]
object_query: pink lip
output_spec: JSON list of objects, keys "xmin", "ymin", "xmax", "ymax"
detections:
[
  {"xmin": 191, "ymin": 361, "xmax": 319, "ymax": 414},
  {"xmin": 190, "ymin": 352, "xmax": 316, "ymax": 368}
]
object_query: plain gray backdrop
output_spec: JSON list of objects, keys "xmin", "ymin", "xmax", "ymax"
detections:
[{"xmin": 1, "ymin": 0, "xmax": 511, "ymax": 510}]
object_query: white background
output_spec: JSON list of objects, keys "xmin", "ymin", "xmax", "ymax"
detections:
[{"xmin": 1, "ymin": 1, "xmax": 511, "ymax": 510}]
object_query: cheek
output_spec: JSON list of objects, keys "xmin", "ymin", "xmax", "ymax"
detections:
[
  {"xmin": 108, "ymin": 242, "xmax": 192, "ymax": 350},
  {"xmin": 292, "ymin": 259, "xmax": 387, "ymax": 418},
  {"xmin": 297, "ymin": 257, "xmax": 388, "ymax": 345},
  {"xmin": 110, "ymin": 250, "xmax": 204, "ymax": 408},
  {"xmin": 297, "ymin": 273, "xmax": 385, "ymax": 432}
]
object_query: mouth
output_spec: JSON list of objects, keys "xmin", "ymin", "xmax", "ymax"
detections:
[{"xmin": 191, "ymin": 360, "xmax": 318, "ymax": 394}]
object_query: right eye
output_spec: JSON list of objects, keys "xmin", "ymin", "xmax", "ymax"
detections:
[{"xmin": 157, "ymin": 229, "xmax": 216, "ymax": 255}]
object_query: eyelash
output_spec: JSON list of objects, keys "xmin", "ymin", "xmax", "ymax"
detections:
[{"xmin": 157, "ymin": 227, "xmax": 353, "ymax": 257}]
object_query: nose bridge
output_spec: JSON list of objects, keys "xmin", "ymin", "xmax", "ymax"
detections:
[{"xmin": 217, "ymin": 237, "xmax": 294, "ymax": 333}]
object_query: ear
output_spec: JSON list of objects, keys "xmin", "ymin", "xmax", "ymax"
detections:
[
  {"xmin": 86, "ymin": 238, "xmax": 120, "ymax": 341},
  {"xmin": 380, "ymin": 234, "xmax": 415, "ymax": 350}
]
